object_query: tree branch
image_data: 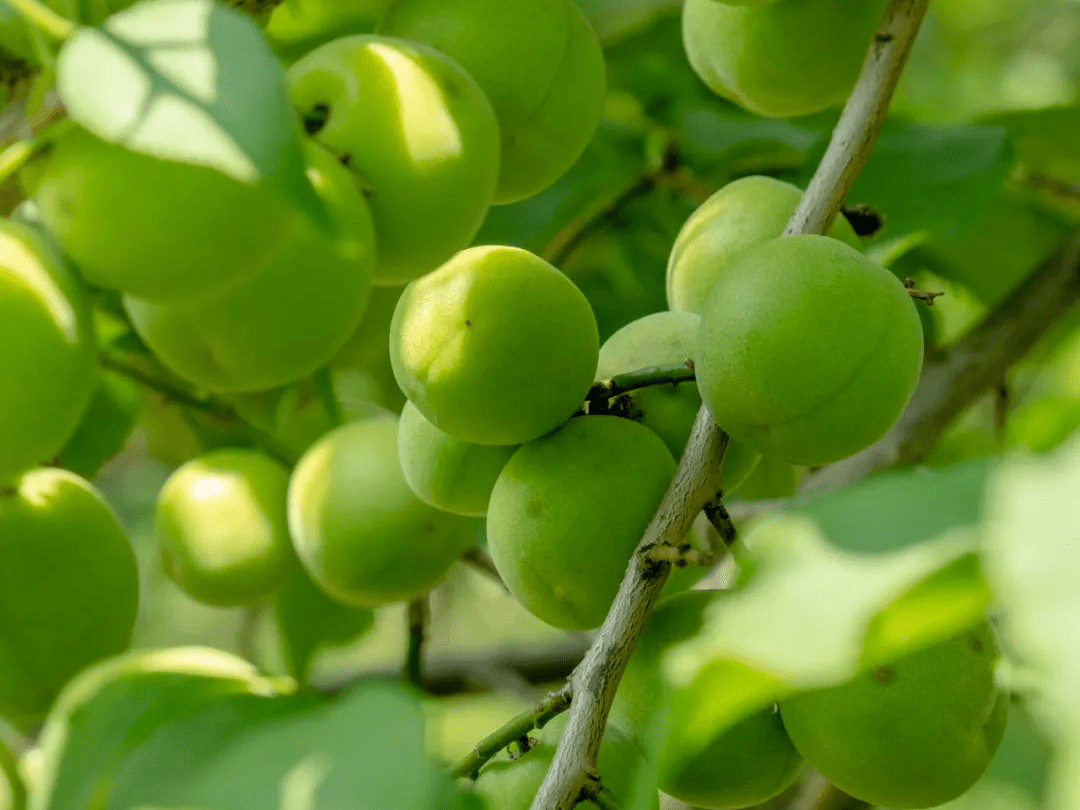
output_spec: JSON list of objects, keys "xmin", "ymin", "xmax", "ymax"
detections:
[
  {"xmin": 529, "ymin": 1, "xmax": 932, "ymax": 807},
  {"xmin": 462, "ymin": 547, "xmax": 509, "ymax": 592},
  {"xmin": 804, "ymin": 230, "xmax": 1080, "ymax": 493},
  {"xmin": 585, "ymin": 362, "xmax": 696, "ymax": 403},
  {"xmin": 451, "ymin": 684, "xmax": 574, "ymax": 779}
]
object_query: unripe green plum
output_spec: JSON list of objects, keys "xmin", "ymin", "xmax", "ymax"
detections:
[
  {"xmin": 472, "ymin": 713, "xmax": 658, "ymax": 810},
  {"xmin": 0, "ymin": 468, "xmax": 138, "ymax": 728},
  {"xmin": 123, "ymin": 142, "xmax": 375, "ymax": 393},
  {"xmin": 779, "ymin": 622, "xmax": 1008, "ymax": 808},
  {"xmin": 154, "ymin": 449, "xmax": 297, "ymax": 607},
  {"xmin": 667, "ymin": 176, "xmax": 860, "ymax": 314},
  {"xmin": 596, "ymin": 310, "xmax": 759, "ymax": 493},
  {"xmin": 726, "ymin": 455, "xmax": 801, "ymax": 502},
  {"xmin": 379, "ymin": 0, "xmax": 605, "ymax": 204},
  {"xmin": 288, "ymin": 36, "xmax": 500, "ymax": 283},
  {"xmin": 265, "ymin": 0, "xmax": 394, "ymax": 62},
  {"xmin": 390, "ymin": 245, "xmax": 599, "ymax": 446},
  {"xmin": 0, "ymin": 219, "xmax": 96, "ymax": 486},
  {"xmin": 695, "ymin": 235, "xmax": 923, "ymax": 466},
  {"xmin": 486, "ymin": 415, "xmax": 676, "ymax": 630},
  {"xmin": 397, "ymin": 401, "xmax": 517, "ymax": 517},
  {"xmin": 57, "ymin": 372, "xmax": 142, "ymax": 480},
  {"xmin": 682, "ymin": 0, "xmax": 887, "ymax": 118},
  {"xmin": 613, "ymin": 590, "xmax": 804, "ymax": 809},
  {"xmin": 288, "ymin": 415, "xmax": 476, "ymax": 607},
  {"xmin": 32, "ymin": 126, "xmax": 297, "ymax": 300}
]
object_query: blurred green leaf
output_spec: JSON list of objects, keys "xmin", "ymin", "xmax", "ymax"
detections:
[
  {"xmin": 109, "ymin": 681, "xmax": 475, "ymax": 810},
  {"xmin": 989, "ymin": 105, "xmax": 1080, "ymax": 185},
  {"xmin": 848, "ymin": 120, "xmax": 1012, "ymax": 242},
  {"xmin": 31, "ymin": 647, "xmax": 289, "ymax": 810},
  {"xmin": 58, "ymin": 372, "xmax": 142, "ymax": 479},
  {"xmin": 982, "ymin": 434, "xmax": 1080, "ymax": 810},
  {"xmin": 56, "ymin": 0, "xmax": 321, "ymax": 220}
]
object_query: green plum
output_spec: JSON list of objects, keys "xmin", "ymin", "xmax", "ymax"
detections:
[
  {"xmin": 390, "ymin": 245, "xmax": 599, "ymax": 446},
  {"xmin": 397, "ymin": 401, "xmax": 517, "ymax": 517},
  {"xmin": 613, "ymin": 590, "xmax": 804, "ymax": 809},
  {"xmin": 32, "ymin": 126, "xmax": 297, "ymax": 300},
  {"xmin": 379, "ymin": 0, "xmax": 606, "ymax": 203},
  {"xmin": 695, "ymin": 234, "xmax": 924, "ymax": 465},
  {"xmin": 779, "ymin": 621, "xmax": 1008, "ymax": 808},
  {"xmin": 486, "ymin": 415, "xmax": 676, "ymax": 630},
  {"xmin": 287, "ymin": 415, "xmax": 476, "ymax": 607},
  {"xmin": 473, "ymin": 713, "xmax": 658, "ymax": 810},
  {"xmin": 596, "ymin": 310, "xmax": 760, "ymax": 493},
  {"xmin": 682, "ymin": 0, "xmax": 888, "ymax": 118},
  {"xmin": 726, "ymin": 455, "xmax": 801, "ymax": 502},
  {"xmin": 265, "ymin": 0, "xmax": 394, "ymax": 62},
  {"xmin": 0, "ymin": 468, "xmax": 138, "ymax": 728},
  {"xmin": 0, "ymin": 219, "xmax": 96, "ymax": 487},
  {"xmin": 288, "ymin": 35, "xmax": 500, "ymax": 283},
  {"xmin": 123, "ymin": 142, "xmax": 375, "ymax": 393},
  {"xmin": 57, "ymin": 371, "xmax": 142, "ymax": 480},
  {"xmin": 667, "ymin": 175, "xmax": 860, "ymax": 314},
  {"xmin": 154, "ymin": 448, "xmax": 298, "ymax": 607}
]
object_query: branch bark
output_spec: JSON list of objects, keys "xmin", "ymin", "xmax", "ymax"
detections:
[{"xmin": 529, "ymin": 1, "xmax": 932, "ymax": 807}]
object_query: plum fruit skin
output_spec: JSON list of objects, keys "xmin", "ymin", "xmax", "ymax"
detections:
[
  {"xmin": 666, "ymin": 175, "xmax": 860, "ymax": 315},
  {"xmin": 32, "ymin": 127, "xmax": 297, "ymax": 301},
  {"xmin": 694, "ymin": 234, "xmax": 924, "ymax": 466},
  {"xmin": 397, "ymin": 401, "xmax": 517, "ymax": 517},
  {"xmin": 779, "ymin": 622, "xmax": 1009, "ymax": 809},
  {"xmin": 287, "ymin": 416, "xmax": 476, "ymax": 608},
  {"xmin": 486, "ymin": 415, "xmax": 676, "ymax": 631},
  {"xmin": 0, "ymin": 219, "xmax": 96, "ymax": 486},
  {"xmin": 682, "ymin": 0, "xmax": 888, "ymax": 118},
  {"xmin": 154, "ymin": 449, "xmax": 297, "ymax": 607},
  {"xmin": 0, "ymin": 468, "xmax": 138, "ymax": 729},
  {"xmin": 288, "ymin": 35, "xmax": 500, "ymax": 283},
  {"xmin": 124, "ymin": 142, "xmax": 375, "ymax": 393},
  {"xmin": 390, "ymin": 245, "xmax": 599, "ymax": 447},
  {"xmin": 596, "ymin": 310, "xmax": 760, "ymax": 493},
  {"xmin": 378, "ymin": 0, "xmax": 606, "ymax": 204},
  {"xmin": 613, "ymin": 590, "xmax": 804, "ymax": 809}
]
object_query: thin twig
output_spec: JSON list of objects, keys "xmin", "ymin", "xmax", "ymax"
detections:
[
  {"xmin": 236, "ymin": 605, "xmax": 262, "ymax": 665},
  {"xmin": 404, "ymin": 597, "xmax": 428, "ymax": 691},
  {"xmin": 529, "ymin": 1, "xmax": 932, "ymax": 807},
  {"xmin": 462, "ymin": 547, "xmax": 509, "ymax": 592},
  {"xmin": 583, "ymin": 784, "xmax": 622, "ymax": 810},
  {"xmin": 451, "ymin": 685, "xmax": 574, "ymax": 779},
  {"xmin": 585, "ymin": 362, "xmax": 695, "ymax": 403},
  {"xmin": 99, "ymin": 353, "xmax": 299, "ymax": 466}
]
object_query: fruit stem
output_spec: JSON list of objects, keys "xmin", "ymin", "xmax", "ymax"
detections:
[
  {"xmin": 313, "ymin": 366, "xmax": 344, "ymax": 427},
  {"xmin": 450, "ymin": 684, "xmax": 573, "ymax": 779},
  {"xmin": 585, "ymin": 361, "xmax": 695, "ymax": 404},
  {"xmin": 403, "ymin": 596, "xmax": 428, "ymax": 691},
  {"xmin": 0, "ymin": 116, "xmax": 69, "ymax": 186},
  {"xmin": 3, "ymin": 0, "xmax": 75, "ymax": 42}
]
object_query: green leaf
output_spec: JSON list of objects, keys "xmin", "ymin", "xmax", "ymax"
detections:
[
  {"xmin": 274, "ymin": 569, "xmax": 376, "ymax": 686},
  {"xmin": 847, "ymin": 119, "xmax": 1012, "ymax": 242},
  {"xmin": 31, "ymin": 647, "xmax": 291, "ymax": 810},
  {"xmin": 106, "ymin": 681, "xmax": 476, "ymax": 810},
  {"xmin": 988, "ymin": 105, "xmax": 1080, "ymax": 185},
  {"xmin": 982, "ymin": 434, "xmax": 1080, "ymax": 810},
  {"xmin": 55, "ymin": 0, "xmax": 320, "ymax": 219},
  {"xmin": 660, "ymin": 463, "xmax": 1000, "ymax": 766}
]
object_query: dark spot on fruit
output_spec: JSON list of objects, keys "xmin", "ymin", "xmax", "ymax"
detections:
[
  {"xmin": 339, "ymin": 153, "xmax": 352, "ymax": 166},
  {"xmin": 0, "ymin": 486, "xmax": 16, "ymax": 497},
  {"xmin": 465, "ymin": 320, "xmax": 472, "ymax": 327},
  {"xmin": 972, "ymin": 636, "xmax": 984, "ymax": 653},
  {"xmin": 526, "ymin": 499, "xmax": 544, "ymax": 518},
  {"xmin": 873, "ymin": 666, "xmax": 894, "ymax": 684},
  {"xmin": 303, "ymin": 104, "xmax": 330, "ymax": 135}
]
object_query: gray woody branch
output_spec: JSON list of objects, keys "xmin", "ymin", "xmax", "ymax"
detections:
[{"xmin": 528, "ymin": 1, "xmax": 932, "ymax": 808}]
